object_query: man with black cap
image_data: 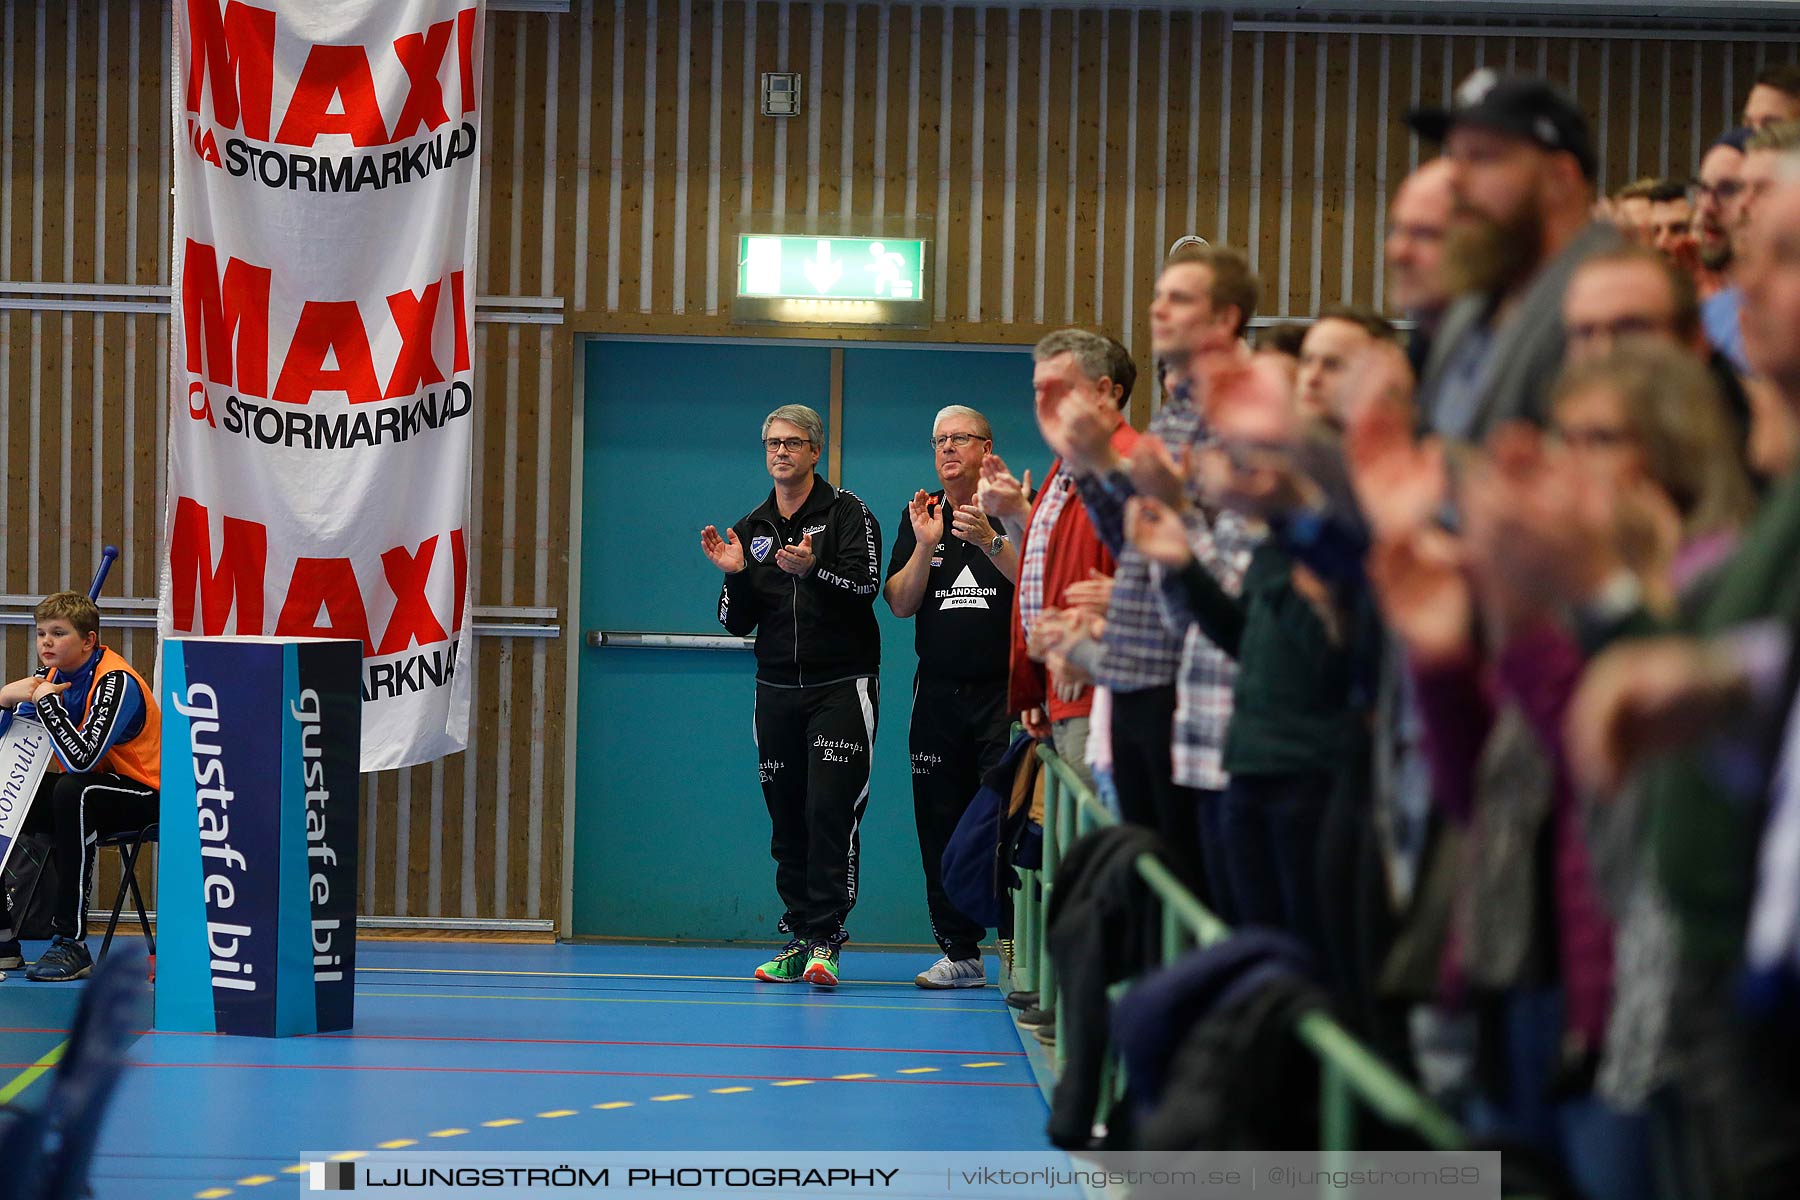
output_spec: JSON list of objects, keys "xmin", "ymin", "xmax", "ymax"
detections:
[{"xmin": 1408, "ymin": 70, "xmax": 1622, "ymax": 441}]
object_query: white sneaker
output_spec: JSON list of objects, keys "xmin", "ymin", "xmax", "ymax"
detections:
[{"xmin": 915, "ymin": 955, "xmax": 985, "ymax": 989}]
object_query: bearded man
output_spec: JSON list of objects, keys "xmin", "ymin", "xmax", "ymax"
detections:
[{"xmin": 1407, "ymin": 70, "xmax": 1622, "ymax": 442}]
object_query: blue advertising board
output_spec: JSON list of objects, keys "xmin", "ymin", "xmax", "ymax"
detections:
[{"xmin": 157, "ymin": 637, "xmax": 361, "ymax": 1036}]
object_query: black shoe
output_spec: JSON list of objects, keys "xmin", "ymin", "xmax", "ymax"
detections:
[
  {"xmin": 25, "ymin": 936, "xmax": 92, "ymax": 982},
  {"xmin": 1018, "ymin": 1006, "xmax": 1055, "ymax": 1027},
  {"xmin": 1006, "ymin": 990, "xmax": 1039, "ymax": 1011},
  {"xmin": 0, "ymin": 938, "xmax": 22, "ymax": 971}
]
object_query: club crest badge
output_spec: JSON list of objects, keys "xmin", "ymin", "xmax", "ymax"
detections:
[{"xmin": 750, "ymin": 536, "xmax": 774, "ymax": 562}]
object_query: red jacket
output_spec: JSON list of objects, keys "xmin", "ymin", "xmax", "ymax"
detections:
[{"xmin": 1007, "ymin": 422, "xmax": 1140, "ymax": 723}]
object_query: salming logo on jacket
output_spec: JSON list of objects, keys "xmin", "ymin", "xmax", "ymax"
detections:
[
  {"xmin": 32, "ymin": 646, "xmax": 163, "ymax": 789},
  {"xmin": 718, "ymin": 477, "xmax": 883, "ymax": 688}
]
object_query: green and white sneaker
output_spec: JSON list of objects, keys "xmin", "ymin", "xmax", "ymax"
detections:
[
  {"xmin": 802, "ymin": 941, "xmax": 840, "ymax": 988},
  {"xmin": 754, "ymin": 937, "xmax": 810, "ymax": 983}
]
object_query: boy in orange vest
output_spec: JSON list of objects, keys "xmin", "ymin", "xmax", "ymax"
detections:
[{"xmin": 0, "ymin": 592, "xmax": 161, "ymax": 981}]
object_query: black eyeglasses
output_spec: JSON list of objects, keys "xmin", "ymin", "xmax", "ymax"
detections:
[
  {"xmin": 929, "ymin": 432, "xmax": 988, "ymax": 450},
  {"xmin": 1690, "ymin": 179, "xmax": 1745, "ymax": 204},
  {"xmin": 764, "ymin": 437, "xmax": 812, "ymax": 453},
  {"xmin": 1566, "ymin": 315, "xmax": 1673, "ymax": 345}
]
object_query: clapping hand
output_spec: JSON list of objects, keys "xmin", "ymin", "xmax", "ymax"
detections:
[
  {"xmin": 1346, "ymin": 409, "xmax": 1446, "ymax": 540},
  {"xmin": 1062, "ymin": 568, "xmax": 1115, "ymax": 619},
  {"xmin": 1366, "ymin": 528, "xmax": 1473, "ymax": 666},
  {"xmin": 1124, "ymin": 496, "xmax": 1196, "ymax": 569},
  {"xmin": 908, "ymin": 489, "xmax": 946, "ymax": 547},
  {"xmin": 1049, "ymin": 655, "xmax": 1093, "ymax": 690},
  {"xmin": 1194, "ymin": 441, "xmax": 1318, "ymax": 519},
  {"xmin": 775, "ymin": 533, "xmax": 816, "ymax": 577},
  {"xmin": 1039, "ymin": 391, "xmax": 1114, "ymax": 471},
  {"xmin": 950, "ymin": 502, "xmax": 997, "ymax": 547},
  {"xmin": 1190, "ymin": 357, "xmax": 1317, "ymax": 517},
  {"xmin": 1125, "ymin": 434, "xmax": 1190, "ymax": 509},
  {"xmin": 1567, "ymin": 638, "xmax": 1750, "ymax": 795},
  {"xmin": 1027, "ymin": 607, "xmax": 1089, "ymax": 663},
  {"xmin": 701, "ymin": 525, "xmax": 747, "ymax": 574},
  {"xmin": 978, "ymin": 454, "xmax": 1033, "ymax": 526},
  {"xmin": 1342, "ymin": 346, "xmax": 1444, "ymax": 540},
  {"xmin": 1200, "ymin": 358, "xmax": 1302, "ymax": 444}
]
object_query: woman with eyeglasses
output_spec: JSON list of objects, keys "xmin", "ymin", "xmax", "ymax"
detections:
[{"xmin": 1367, "ymin": 341, "xmax": 1754, "ymax": 1198}]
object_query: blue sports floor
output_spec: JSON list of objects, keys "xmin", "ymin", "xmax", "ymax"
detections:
[{"xmin": 0, "ymin": 939, "xmax": 1053, "ymax": 1199}]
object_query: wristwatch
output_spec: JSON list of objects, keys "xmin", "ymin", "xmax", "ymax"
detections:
[{"xmin": 986, "ymin": 533, "xmax": 1009, "ymax": 557}]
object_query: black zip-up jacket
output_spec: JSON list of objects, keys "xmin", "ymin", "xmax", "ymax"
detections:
[{"xmin": 717, "ymin": 477, "xmax": 883, "ymax": 687}]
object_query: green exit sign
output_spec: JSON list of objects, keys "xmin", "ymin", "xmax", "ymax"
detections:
[{"xmin": 737, "ymin": 235, "xmax": 926, "ymax": 302}]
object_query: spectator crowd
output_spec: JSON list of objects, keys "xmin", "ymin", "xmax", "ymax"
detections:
[{"xmin": 1004, "ymin": 63, "xmax": 1800, "ymax": 1200}]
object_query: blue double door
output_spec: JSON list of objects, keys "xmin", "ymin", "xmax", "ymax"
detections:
[{"xmin": 573, "ymin": 337, "xmax": 1046, "ymax": 942}]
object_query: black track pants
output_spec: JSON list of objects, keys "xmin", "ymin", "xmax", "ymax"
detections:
[
  {"xmin": 1108, "ymin": 683, "xmax": 1205, "ymax": 894},
  {"xmin": 0, "ymin": 770, "xmax": 157, "ymax": 941},
  {"xmin": 753, "ymin": 677, "xmax": 879, "ymax": 944},
  {"xmin": 909, "ymin": 672, "xmax": 1010, "ymax": 960}
]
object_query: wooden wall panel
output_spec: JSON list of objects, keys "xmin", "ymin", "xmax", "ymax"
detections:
[
  {"xmin": 6, "ymin": 1, "xmax": 1800, "ymax": 927},
  {"xmin": 1040, "ymin": 9, "xmax": 1071, "ymax": 327}
]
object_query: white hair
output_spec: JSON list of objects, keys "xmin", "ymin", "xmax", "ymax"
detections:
[{"xmin": 932, "ymin": 405, "xmax": 992, "ymax": 440}]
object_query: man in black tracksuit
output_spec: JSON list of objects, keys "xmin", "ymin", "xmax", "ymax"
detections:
[
  {"xmin": 702, "ymin": 404, "xmax": 881, "ymax": 988},
  {"xmin": 883, "ymin": 405, "xmax": 1018, "ymax": 989}
]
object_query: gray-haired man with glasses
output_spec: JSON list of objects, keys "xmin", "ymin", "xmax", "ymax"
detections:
[
  {"xmin": 884, "ymin": 404, "xmax": 1018, "ymax": 989},
  {"xmin": 702, "ymin": 403, "xmax": 882, "ymax": 989}
]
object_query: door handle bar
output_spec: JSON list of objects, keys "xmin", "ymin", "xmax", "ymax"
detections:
[{"xmin": 586, "ymin": 630, "xmax": 756, "ymax": 651}]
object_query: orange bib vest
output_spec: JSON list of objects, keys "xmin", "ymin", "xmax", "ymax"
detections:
[{"xmin": 47, "ymin": 646, "xmax": 161, "ymax": 790}]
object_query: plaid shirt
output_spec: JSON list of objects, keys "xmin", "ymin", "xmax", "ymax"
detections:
[
  {"xmin": 1073, "ymin": 397, "xmax": 1207, "ymax": 692},
  {"xmin": 1151, "ymin": 511, "xmax": 1260, "ymax": 791},
  {"xmin": 1018, "ymin": 469, "xmax": 1075, "ymax": 641}
]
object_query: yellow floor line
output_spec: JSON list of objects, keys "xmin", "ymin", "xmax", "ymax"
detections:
[
  {"xmin": 0, "ymin": 1040, "xmax": 66, "ymax": 1105},
  {"xmin": 189, "ymin": 1041, "xmax": 1019, "ymax": 1200}
]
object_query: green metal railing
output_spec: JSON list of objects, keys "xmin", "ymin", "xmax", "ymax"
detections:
[{"xmin": 1008, "ymin": 741, "xmax": 1468, "ymax": 1154}]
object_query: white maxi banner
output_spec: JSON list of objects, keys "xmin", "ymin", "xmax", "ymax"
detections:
[{"xmin": 162, "ymin": 0, "xmax": 485, "ymax": 769}]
